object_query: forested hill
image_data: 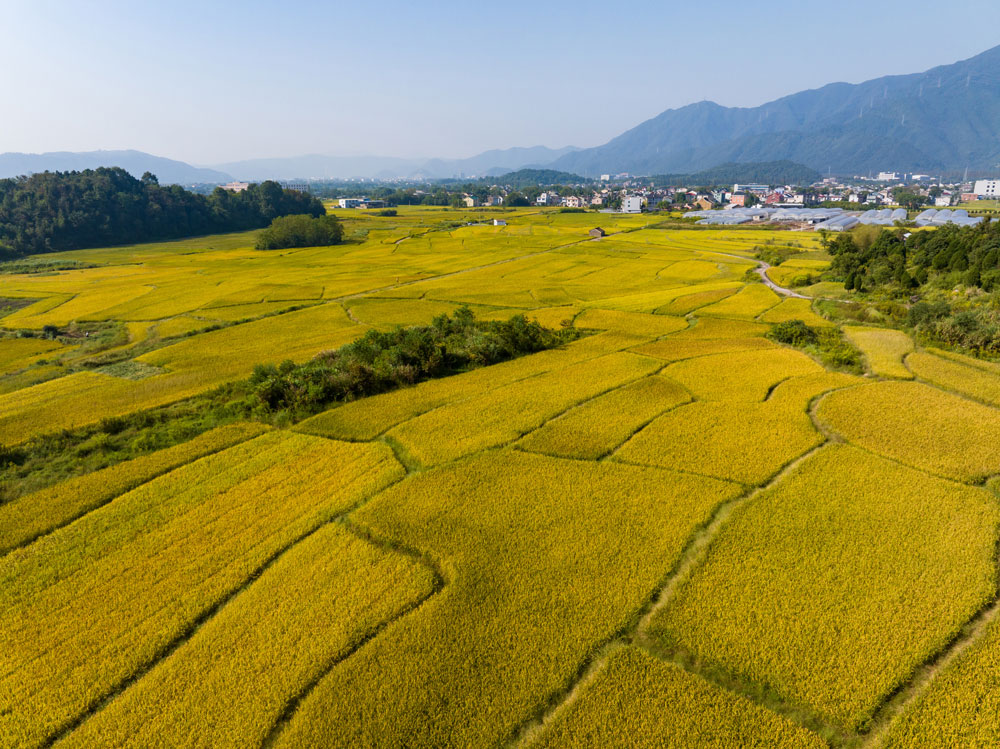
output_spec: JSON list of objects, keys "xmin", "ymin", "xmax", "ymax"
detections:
[
  {"xmin": 0, "ymin": 168, "xmax": 323, "ymax": 256},
  {"xmin": 495, "ymin": 168, "xmax": 588, "ymax": 187},
  {"xmin": 651, "ymin": 161, "xmax": 819, "ymax": 187}
]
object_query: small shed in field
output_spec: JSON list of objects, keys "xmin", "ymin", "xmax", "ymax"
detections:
[{"xmin": 589, "ymin": 227, "xmax": 606, "ymax": 238}]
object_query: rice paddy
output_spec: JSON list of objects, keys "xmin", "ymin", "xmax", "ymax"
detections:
[{"xmin": 1, "ymin": 206, "xmax": 996, "ymax": 746}]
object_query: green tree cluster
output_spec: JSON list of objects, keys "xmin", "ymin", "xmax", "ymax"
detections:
[
  {"xmin": 247, "ymin": 307, "xmax": 579, "ymax": 417},
  {"xmin": 829, "ymin": 221, "xmax": 1000, "ymax": 293},
  {"xmin": 255, "ymin": 214, "xmax": 343, "ymax": 250},
  {"xmin": 0, "ymin": 168, "xmax": 323, "ymax": 255}
]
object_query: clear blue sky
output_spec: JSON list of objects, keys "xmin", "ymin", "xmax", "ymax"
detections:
[{"xmin": 3, "ymin": 0, "xmax": 999, "ymax": 165}]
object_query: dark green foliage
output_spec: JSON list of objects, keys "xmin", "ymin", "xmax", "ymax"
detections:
[
  {"xmin": 558, "ymin": 207, "xmax": 585, "ymax": 214},
  {"xmin": 504, "ymin": 192, "xmax": 530, "ymax": 207},
  {"xmin": 892, "ymin": 189, "xmax": 927, "ymax": 210},
  {"xmin": 766, "ymin": 319, "xmax": 818, "ymax": 347},
  {"xmin": 0, "ymin": 308, "xmax": 577, "ymax": 501},
  {"xmin": 829, "ymin": 221, "xmax": 1000, "ymax": 295},
  {"xmin": 246, "ymin": 307, "xmax": 580, "ymax": 418},
  {"xmin": 652, "ymin": 161, "xmax": 820, "ymax": 188},
  {"xmin": 495, "ymin": 169, "xmax": 587, "ymax": 188},
  {"xmin": 0, "ymin": 167, "xmax": 324, "ymax": 255},
  {"xmin": 907, "ymin": 302, "xmax": 1000, "ymax": 356},
  {"xmin": 255, "ymin": 214, "xmax": 343, "ymax": 250},
  {"xmin": 754, "ymin": 244, "xmax": 800, "ymax": 267},
  {"xmin": 767, "ymin": 319, "xmax": 862, "ymax": 373}
]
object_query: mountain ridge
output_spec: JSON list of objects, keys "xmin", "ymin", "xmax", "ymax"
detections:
[
  {"xmin": 0, "ymin": 150, "xmax": 232, "ymax": 185},
  {"xmin": 550, "ymin": 44, "xmax": 1000, "ymax": 176}
]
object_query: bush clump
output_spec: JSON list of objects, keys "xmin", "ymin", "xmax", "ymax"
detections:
[
  {"xmin": 247, "ymin": 306, "xmax": 579, "ymax": 417},
  {"xmin": 766, "ymin": 319, "xmax": 818, "ymax": 347},
  {"xmin": 767, "ymin": 319, "xmax": 862, "ymax": 373},
  {"xmin": 255, "ymin": 214, "xmax": 343, "ymax": 250}
]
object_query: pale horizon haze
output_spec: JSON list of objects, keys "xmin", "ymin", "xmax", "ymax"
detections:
[{"xmin": 3, "ymin": 0, "xmax": 1000, "ymax": 165}]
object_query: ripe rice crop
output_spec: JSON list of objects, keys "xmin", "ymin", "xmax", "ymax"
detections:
[
  {"xmin": 697, "ymin": 283, "xmax": 781, "ymax": 319},
  {"xmin": 758, "ymin": 297, "xmax": 833, "ymax": 327},
  {"xmin": 0, "ymin": 433, "xmax": 402, "ymax": 748},
  {"xmin": 614, "ymin": 400, "xmax": 822, "ymax": 486},
  {"xmin": 577, "ymin": 281, "xmax": 742, "ymax": 315},
  {"xmin": 346, "ymin": 297, "xmax": 465, "ymax": 327},
  {"xmin": 0, "ymin": 303, "xmax": 363, "ymax": 443},
  {"xmin": 907, "ymin": 349, "xmax": 1000, "ymax": 406},
  {"xmin": 271, "ymin": 450, "xmax": 742, "ymax": 748},
  {"xmin": 0, "ymin": 422, "xmax": 270, "ymax": 555},
  {"xmin": 388, "ymin": 351, "xmax": 661, "ymax": 466},
  {"xmin": 630, "ymin": 336, "xmax": 777, "ymax": 362},
  {"xmin": 656, "ymin": 259, "xmax": 729, "ymax": 283},
  {"xmin": 842, "ymin": 326, "xmax": 914, "ymax": 379},
  {"xmin": 0, "ymin": 294, "xmax": 74, "ymax": 329},
  {"xmin": 198, "ymin": 300, "xmax": 319, "ymax": 322},
  {"xmin": 671, "ymin": 316, "xmax": 771, "ymax": 339},
  {"xmin": 529, "ymin": 646, "xmax": 826, "ymax": 748},
  {"xmin": 295, "ymin": 331, "xmax": 643, "ymax": 441},
  {"xmin": 646, "ymin": 445, "xmax": 999, "ymax": 731},
  {"xmin": 574, "ymin": 308, "xmax": 688, "ymax": 337},
  {"xmin": 662, "ymin": 348, "xmax": 823, "ymax": 402},
  {"xmin": 153, "ymin": 315, "xmax": 216, "ymax": 339},
  {"xmin": 767, "ymin": 371, "xmax": 863, "ymax": 406},
  {"xmin": 880, "ymin": 605, "xmax": 1000, "ymax": 746},
  {"xmin": 0, "ymin": 338, "xmax": 62, "ymax": 372},
  {"xmin": 61, "ymin": 524, "xmax": 435, "ymax": 748},
  {"xmin": 930, "ymin": 345, "xmax": 1000, "ymax": 374},
  {"xmin": 517, "ymin": 375, "xmax": 691, "ymax": 460},
  {"xmin": 655, "ymin": 285, "xmax": 740, "ymax": 315},
  {"xmin": 524, "ymin": 305, "xmax": 579, "ymax": 329},
  {"xmin": 816, "ymin": 380, "xmax": 1000, "ymax": 482}
]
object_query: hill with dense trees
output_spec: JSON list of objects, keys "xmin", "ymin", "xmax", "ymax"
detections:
[
  {"xmin": 0, "ymin": 168, "xmax": 323, "ymax": 255},
  {"xmin": 651, "ymin": 161, "xmax": 820, "ymax": 187}
]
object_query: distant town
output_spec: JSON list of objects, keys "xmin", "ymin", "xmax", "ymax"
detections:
[{"xmin": 242, "ymin": 170, "xmax": 999, "ymax": 232}]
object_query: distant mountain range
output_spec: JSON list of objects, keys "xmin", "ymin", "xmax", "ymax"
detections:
[
  {"xmin": 0, "ymin": 150, "xmax": 231, "ymax": 185},
  {"xmin": 550, "ymin": 44, "xmax": 1000, "ymax": 176},
  {"xmin": 4, "ymin": 45, "xmax": 999, "ymax": 183},
  {"xmin": 0, "ymin": 146, "xmax": 579, "ymax": 184},
  {"xmin": 212, "ymin": 146, "xmax": 579, "ymax": 181}
]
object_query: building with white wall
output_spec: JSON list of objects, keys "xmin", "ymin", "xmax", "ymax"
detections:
[
  {"xmin": 973, "ymin": 179, "xmax": 999, "ymax": 198},
  {"xmin": 621, "ymin": 196, "xmax": 643, "ymax": 213}
]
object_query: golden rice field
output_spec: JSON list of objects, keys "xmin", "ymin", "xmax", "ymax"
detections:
[
  {"xmin": 842, "ymin": 325, "xmax": 914, "ymax": 379},
  {"xmin": 1, "ymin": 206, "xmax": 998, "ymax": 747}
]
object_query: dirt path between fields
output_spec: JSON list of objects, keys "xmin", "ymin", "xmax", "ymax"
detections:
[{"xmin": 707, "ymin": 251, "xmax": 810, "ymax": 299}]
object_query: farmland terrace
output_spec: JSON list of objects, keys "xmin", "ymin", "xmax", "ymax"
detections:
[{"xmin": 1, "ymin": 205, "xmax": 998, "ymax": 747}]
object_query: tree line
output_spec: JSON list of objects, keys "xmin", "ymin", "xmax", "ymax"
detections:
[
  {"xmin": 827, "ymin": 220, "xmax": 1000, "ymax": 293},
  {"xmin": 825, "ymin": 220, "xmax": 1000, "ymax": 355},
  {"xmin": 0, "ymin": 168, "xmax": 324, "ymax": 255}
]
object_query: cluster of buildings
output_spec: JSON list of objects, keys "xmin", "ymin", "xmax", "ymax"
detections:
[
  {"xmin": 336, "ymin": 197, "xmax": 387, "ymax": 209},
  {"xmin": 219, "ymin": 180, "xmax": 309, "ymax": 194}
]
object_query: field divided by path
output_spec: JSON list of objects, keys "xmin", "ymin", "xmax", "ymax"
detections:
[{"xmin": 3, "ymin": 209, "xmax": 1000, "ymax": 746}]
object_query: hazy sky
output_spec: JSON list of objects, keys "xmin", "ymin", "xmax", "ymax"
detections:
[{"xmin": 3, "ymin": 1, "xmax": 1000, "ymax": 165}]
